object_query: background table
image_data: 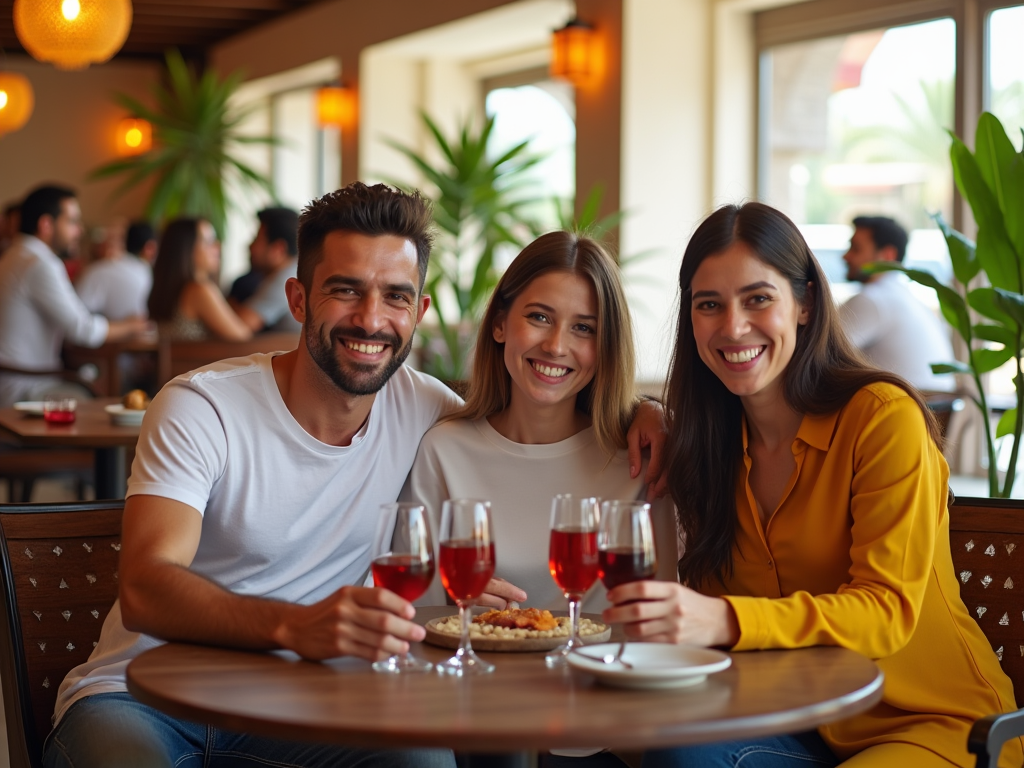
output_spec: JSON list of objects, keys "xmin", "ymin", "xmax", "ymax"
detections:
[
  {"xmin": 0, "ymin": 398, "xmax": 141, "ymax": 499},
  {"xmin": 127, "ymin": 607, "xmax": 883, "ymax": 761}
]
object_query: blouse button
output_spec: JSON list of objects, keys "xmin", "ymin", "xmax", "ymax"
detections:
[{"xmin": 767, "ymin": 560, "xmax": 774, "ymax": 569}]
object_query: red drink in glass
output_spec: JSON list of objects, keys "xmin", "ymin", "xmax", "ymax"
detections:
[
  {"xmin": 439, "ymin": 540, "xmax": 495, "ymax": 603},
  {"xmin": 43, "ymin": 410, "xmax": 76, "ymax": 424},
  {"xmin": 372, "ymin": 555, "xmax": 435, "ymax": 602},
  {"xmin": 549, "ymin": 527, "xmax": 599, "ymax": 594},
  {"xmin": 599, "ymin": 547, "xmax": 656, "ymax": 589}
]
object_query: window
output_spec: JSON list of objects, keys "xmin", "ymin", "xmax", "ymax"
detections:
[
  {"xmin": 759, "ymin": 19, "xmax": 956, "ymax": 296},
  {"xmin": 987, "ymin": 5, "xmax": 1024, "ymax": 150}
]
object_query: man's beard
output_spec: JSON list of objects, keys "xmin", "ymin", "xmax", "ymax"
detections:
[{"xmin": 305, "ymin": 305, "xmax": 415, "ymax": 396}]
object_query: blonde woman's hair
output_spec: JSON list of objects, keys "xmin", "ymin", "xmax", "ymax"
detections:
[{"xmin": 458, "ymin": 230, "xmax": 637, "ymax": 456}]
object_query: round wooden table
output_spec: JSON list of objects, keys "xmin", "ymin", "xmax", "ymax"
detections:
[{"xmin": 127, "ymin": 608, "xmax": 883, "ymax": 762}]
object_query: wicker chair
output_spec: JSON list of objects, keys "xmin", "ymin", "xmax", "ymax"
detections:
[
  {"xmin": 0, "ymin": 501, "xmax": 123, "ymax": 768},
  {"xmin": 949, "ymin": 495, "xmax": 1024, "ymax": 767}
]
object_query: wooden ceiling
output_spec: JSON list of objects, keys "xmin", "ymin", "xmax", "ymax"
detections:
[{"xmin": 0, "ymin": 0, "xmax": 325, "ymax": 63}]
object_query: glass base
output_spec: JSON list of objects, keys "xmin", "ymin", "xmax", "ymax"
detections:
[
  {"xmin": 371, "ymin": 653, "xmax": 434, "ymax": 674},
  {"xmin": 436, "ymin": 647, "xmax": 495, "ymax": 676}
]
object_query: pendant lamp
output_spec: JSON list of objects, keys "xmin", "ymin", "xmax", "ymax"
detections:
[
  {"xmin": 14, "ymin": 0, "xmax": 133, "ymax": 71},
  {"xmin": 0, "ymin": 71, "xmax": 35, "ymax": 136}
]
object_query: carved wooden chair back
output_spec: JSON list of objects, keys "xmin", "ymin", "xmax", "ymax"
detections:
[
  {"xmin": 0, "ymin": 501, "xmax": 123, "ymax": 768},
  {"xmin": 949, "ymin": 496, "xmax": 1024, "ymax": 703}
]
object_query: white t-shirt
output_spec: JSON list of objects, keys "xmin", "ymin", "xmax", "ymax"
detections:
[
  {"xmin": 76, "ymin": 254, "xmax": 153, "ymax": 321},
  {"xmin": 0, "ymin": 235, "xmax": 109, "ymax": 406},
  {"xmin": 406, "ymin": 417, "xmax": 679, "ymax": 614},
  {"xmin": 839, "ymin": 272, "xmax": 956, "ymax": 392},
  {"xmin": 53, "ymin": 353, "xmax": 461, "ymax": 723}
]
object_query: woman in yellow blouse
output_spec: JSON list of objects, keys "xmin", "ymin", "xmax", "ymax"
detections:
[{"xmin": 604, "ymin": 202, "xmax": 1022, "ymax": 768}]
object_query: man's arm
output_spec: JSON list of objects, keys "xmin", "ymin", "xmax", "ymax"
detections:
[
  {"xmin": 234, "ymin": 304, "xmax": 265, "ymax": 332},
  {"xmin": 118, "ymin": 494, "xmax": 426, "ymax": 661}
]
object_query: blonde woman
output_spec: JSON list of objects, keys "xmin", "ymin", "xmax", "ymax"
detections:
[{"xmin": 408, "ymin": 231, "xmax": 675, "ymax": 614}]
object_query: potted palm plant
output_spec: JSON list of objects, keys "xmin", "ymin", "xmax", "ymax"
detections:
[
  {"xmin": 875, "ymin": 112, "xmax": 1024, "ymax": 496},
  {"xmin": 92, "ymin": 49, "xmax": 276, "ymax": 237}
]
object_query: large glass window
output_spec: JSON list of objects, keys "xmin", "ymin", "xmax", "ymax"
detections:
[
  {"xmin": 987, "ymin": 5, "xmax": 1024, "ymax": 150},
  {"xmin": 271, "ymin": 87, "xmax": 341, "ymax": 209},
  {"xmin": 760, "ymin": 18, "xmax": 956, "ymax": 298}
]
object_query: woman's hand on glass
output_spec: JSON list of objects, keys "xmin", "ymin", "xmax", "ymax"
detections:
[
  {"xmin": 601, "ymin": 580, "xmax": 740, "ymax": 648},
  {"xmin": 626, "ymin": 399, "xmax": 670, "ymax": 499},
  {"xmin": 474, "ymin": 576, "xmax": 528, "ymax": 609}
]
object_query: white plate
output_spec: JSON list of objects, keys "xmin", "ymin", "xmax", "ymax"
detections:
[
  {"xmin": 567, "ymin": 643, "xmax": 732, "ymax": 690},
  {"xmin": 104, "ymin": 404, "xmax": 146, "ymax": 426},
  {"xmin": 13, "ymin": 401, "xmax": 45, "ymax": 416}
]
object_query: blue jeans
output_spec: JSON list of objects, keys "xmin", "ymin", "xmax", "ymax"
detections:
[
  {"xmin": 643, "ymin": 732, "xmax": 839, "ymax": 768},
  {"xmin": 44, "ymin": 692, "xmax": 456, "ymax": 768}
]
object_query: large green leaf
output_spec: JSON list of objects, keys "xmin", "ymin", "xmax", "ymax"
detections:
[
  {"xmin": 975, "ymin": 112, "xmax": 1024, "ymax": 259},
  {"xmin": 994, "ymin": 289, "xmax": 1024, "ymax": 329},
  {"xmin": 973, "ymin": 323, "xmax": 1017, "ymax": 347},
  {"xmin": 932, "ymin": 212, "xmax": 979, "ymax": 285},
  {"xmin": 973, "ymin": 346, "xmax": 1015, "ymax": 373},
  {"xmin": 997, "ymin": 408, "xmax": 1018, "ymax": 439},
  {"xmin": 932, "ymin": 361, "xmax": 973, "ymax": 375},
  {"xmin": 969, "ymin": 287, "xmax": 1018, "ymax": 327}
]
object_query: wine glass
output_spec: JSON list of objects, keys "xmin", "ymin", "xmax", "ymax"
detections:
[
  {"xmin": 371, "ymin": 503, "xmax": 436, "ymax": 674},
  {"xmin": 545, "ymin": 494, "xmax": 601, "ymax": 668},
  {"xmin": 436, "ymin": 499, "xmax": 496, "ymax": 676},
  {"xmin": 598, "ymin": 500, "xmax": 658, "ymax": 589}
]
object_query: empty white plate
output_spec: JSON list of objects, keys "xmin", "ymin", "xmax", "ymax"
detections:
[
  {"xmin": 13, "ymin": 401, "xmax": 45, "ymax": 416},
  {"xmin": 105, "ymin": 404, "xmax": 146, "ymax": 426},
  {"xmin": 568, "ymin": 643, "xmax": 732, "ymax": 690}
]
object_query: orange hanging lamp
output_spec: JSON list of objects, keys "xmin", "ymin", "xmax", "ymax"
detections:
[
  {"xmin": 0, "ymin": 71, "xmax": 35, "ymax": 136},
  {"xmin": 316, "ymin": 83, "xmax": 356, "ymax": 129},
  {"xmin": 550, "ymin": 18, "xmax": 595, "ymax": 85},
  {"xmin": 14, "ymin": 0, "xmax": 133, "ymax": 71}
]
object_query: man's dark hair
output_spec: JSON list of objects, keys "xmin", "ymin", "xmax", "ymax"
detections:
[
  {"xmin": 852, "ymin": 215, "xmax": 909, "ymax": 262},
  {"xmin": 19, "ymin": 185, "xmax": 76, "ymax": 236},
  {"xmin": 297, "ymin": 183, "xmax": 433, "ymax": 291},
  {"xmin": 258, "ymin": 207, "xmax": 299, "ymax": 256},
  {"xmin": 125, "ymin": 221, "xmax": 156, "ymax": 256}
]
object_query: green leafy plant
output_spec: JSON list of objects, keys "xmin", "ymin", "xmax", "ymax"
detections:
[
  {"xmin": 92, "ymin": 49, "xmax": 276, "ymax": 236},
  {"xmin": 873, "ymin": 112, "xmax": 1024, "ymax": 496},
  {"xmin": 386, "ymin": 112, "xmax": 545, "ymax": 380}
]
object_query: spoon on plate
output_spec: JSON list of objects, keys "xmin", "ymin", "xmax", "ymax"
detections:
[{"xmin": 600, "ymin": 641, "xmax": 633, "ymax": 669}]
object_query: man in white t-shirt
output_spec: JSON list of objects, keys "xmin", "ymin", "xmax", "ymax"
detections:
[
  {"xmin": 76, "ymin": 220, "xmax": 154, "ymax": 321},
  {"xmin": 44, "ymin": 184, "xmax": 460, "ymax": 768},
  {"xmin": 839, "ymin": 215, "xmax": 956, "ymax": 392}
]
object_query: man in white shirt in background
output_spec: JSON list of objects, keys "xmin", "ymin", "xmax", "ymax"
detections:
[
  {"xmin": 839, "ymin": 215, "xmax": 956, "ymax": 392},
  {"xmin": 76, "ymin": 219, "xmax": 154, "ymax": 321},
  {"xmin": 231, "ymin": 206, "xmax": 302, "ymax": 334},
  {"xmin": 0, "ymin": 185, "xmax": 150, "ymax": 407}
]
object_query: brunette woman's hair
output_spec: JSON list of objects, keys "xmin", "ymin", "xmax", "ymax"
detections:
[
  {"xmin": 666, "ymin": 202, "xmax": 941, "ymax": 588},
  {"xmin": 459, "ymin": 230, "xmax": 637, "ymax": 456},
  {"xmin": 148, "ymin": 218, "xmax": 201, "ymax": 322}
]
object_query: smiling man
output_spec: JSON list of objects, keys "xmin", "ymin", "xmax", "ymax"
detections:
[{"xmin": 44, "ymin": 184, "xmax": 459, "ymax": 768}]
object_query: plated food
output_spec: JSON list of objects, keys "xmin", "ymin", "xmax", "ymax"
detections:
[
  {"xmin": 424, "ymin": 608, "xmax": 611, "ymax": 652},
  {"xmin": 122, "ymin": 389, "xmax": 150, "ymax": 410}
]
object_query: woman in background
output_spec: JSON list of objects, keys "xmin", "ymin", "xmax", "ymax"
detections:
[
  {"xmin": 148, "ymin": 218, "xmax": 252, "ymax": 341},
  {"xmin": 603, "ymin": 202, "xmax": 1020, "ymax": 768}
]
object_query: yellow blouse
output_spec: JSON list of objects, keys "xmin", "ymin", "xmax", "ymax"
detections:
[{"xmin": 702, "ymin": 382, "xmax": 1021, "ymax": 767}]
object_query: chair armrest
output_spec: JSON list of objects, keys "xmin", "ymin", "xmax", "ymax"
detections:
[{"xmin": 969, "ymin": 710, "xmax": 1024, "ymax": 768}]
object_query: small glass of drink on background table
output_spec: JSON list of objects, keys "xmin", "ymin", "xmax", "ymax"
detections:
[
  {"xmin": 371, "ymin": 503, "xmax": 436, "ymax": 674},
  {"xmin": 43, "ymin": 397, "xmax": 76, "ymax": 425},
  {"xmin": 546, "ymin": 494, "xmax": 601, "ymax": 668},
  {"xmin": 437, "ymin": 498, "xmax": 496, "ymax": 676}
]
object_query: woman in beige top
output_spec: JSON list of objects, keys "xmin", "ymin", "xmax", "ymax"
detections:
[{"xmin": 147, "ymin": 218, "xmax": 252, "ymax": 341}]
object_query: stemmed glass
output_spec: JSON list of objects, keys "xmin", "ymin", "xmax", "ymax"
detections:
[
  {"xmin": 545, "ymin": 494, "xmax": 601, "ymax": 668},
  {"xmin": 436, "ymin": 499, "xmax": 496, "ymax": 676},
  {"xmin": 370, "ymin": 503, "xmax": 436, "ymax": 674},
  {"xmin": 598, "ymin": 500, "xmax": 658, "ymax": 589}
]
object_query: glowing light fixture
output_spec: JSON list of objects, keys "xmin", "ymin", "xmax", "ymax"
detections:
[
  {"xmin": 116, "ymin": 117, "xmax": 152, "ymax": 156},
  {"xmin": 316, "ymin": 84, "xmax": 356, "ymax": 129},
  {"xmin": 550, "ymin": 18, "xmax": 596, "ymax": 85},
  {"xmin": 14, "ymin": 0, "xmax": 134, "ymax": 71},
  {"xmin": 0, "ymin": 71, "xmax": 35, "ymax": 137}
]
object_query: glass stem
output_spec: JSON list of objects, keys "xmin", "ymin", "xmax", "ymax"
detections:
[
  {"xmin": 568, "ymin": 595, "xmax": 582, "ymax": 649},
  {"xmin": 457, "ymin": 602, "xmax": 471, "ymax": 660}
]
